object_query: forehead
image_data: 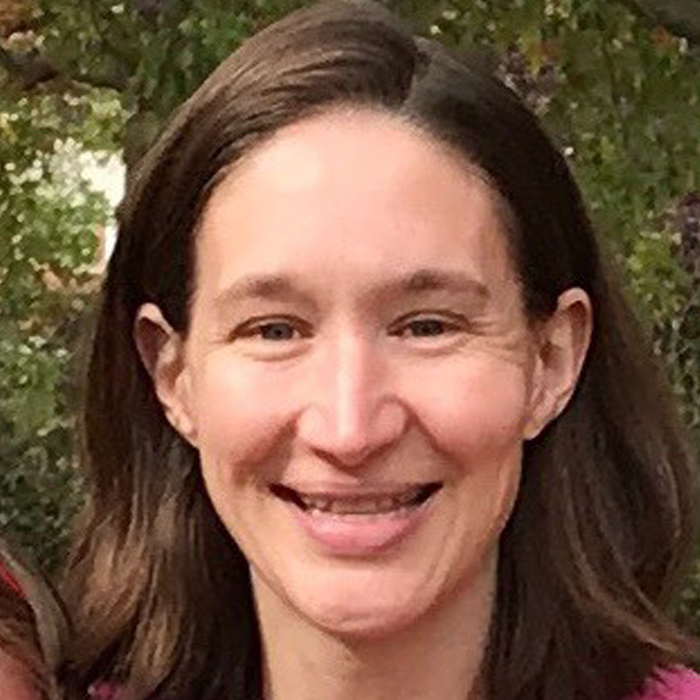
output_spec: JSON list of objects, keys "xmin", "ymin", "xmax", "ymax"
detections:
[{"xmin": 196, "ymin": 108, "xmax": 514, "ymax": 297}]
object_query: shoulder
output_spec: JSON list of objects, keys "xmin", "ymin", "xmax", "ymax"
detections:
[{"xmin": 629, "ymin": 668, "xmax": 700, "ymax": 700}]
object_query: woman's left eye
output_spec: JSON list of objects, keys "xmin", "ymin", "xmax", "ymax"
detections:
[{"xmin": 390, "ymin": 316, "xmax": 460, "ymax": 339}]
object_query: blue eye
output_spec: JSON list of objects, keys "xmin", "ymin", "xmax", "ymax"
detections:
[
  {"xmin": 255, "ymin": 321, "xmax": 298, "ymax": 340},
  {"xmin": 229, "ymin": 316, "xmax": 312, "ymax": 345}
]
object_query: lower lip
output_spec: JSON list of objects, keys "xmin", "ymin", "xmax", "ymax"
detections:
[{"xmin": 285, "ymin": 496, "xmax": 436, "ymax": 556}]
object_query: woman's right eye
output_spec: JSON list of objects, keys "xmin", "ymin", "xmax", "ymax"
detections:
[{"xmin": 233, "ymin": 317, "xmax": 310, "ymax": 342}]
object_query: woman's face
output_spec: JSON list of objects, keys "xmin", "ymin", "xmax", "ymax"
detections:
[{"xmin": 171, "ymin": 109, "xmax": 547, "ymax": 637}]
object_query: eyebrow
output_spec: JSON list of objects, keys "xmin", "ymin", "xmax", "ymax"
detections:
[
  {"xmin": 212, "ymin": 267, "xmax": 490, "ymax": 316},
  {"xmin": 400, "ymin": 269, "xmax": 489, "ymax": 299}
]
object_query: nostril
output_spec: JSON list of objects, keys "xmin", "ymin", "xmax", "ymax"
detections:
[{"xmin": 296, "ymin": 400, "xmax": 408, "ymax": 466}]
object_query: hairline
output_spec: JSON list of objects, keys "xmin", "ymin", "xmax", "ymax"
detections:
[{"xmin": 185, "ymin": 102, "xmax": 526, "ymax": 330}]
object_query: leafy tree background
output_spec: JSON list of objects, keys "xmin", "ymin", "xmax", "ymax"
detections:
[{"xmin": 1, "ymin": 0, "xmax": 699, "ymax": 628}]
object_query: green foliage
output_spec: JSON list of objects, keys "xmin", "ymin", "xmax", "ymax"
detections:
[
  {"xmin": 0, "ymin": 89, "xmax": 121, "ymax": 569},
  {"xmin": 429, "ymin": 0, "xmax": 700, "ymax": 439},
  {"xmin": 1, "ymin": 0, "xmax": 699, "ymax": 626},
  {"xmin": 35, "ymin": 0, "xmax": 311, "ymax": 163}
]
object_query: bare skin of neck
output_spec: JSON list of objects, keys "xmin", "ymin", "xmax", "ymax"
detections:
[{"xmin": 252, "ymin": 555, "xmax": 495, "ymax": 700}]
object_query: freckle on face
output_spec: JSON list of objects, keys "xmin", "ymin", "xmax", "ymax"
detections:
[{"xmin": 184, "ymin": 108, "xmax": 535, "ymax": 637}]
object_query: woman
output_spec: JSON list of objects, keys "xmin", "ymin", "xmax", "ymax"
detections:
[
  {"xmin": 61, "ymin": 1, "xmax": 700, "ymax": 698},
  {"xmin": 0, "ymin": 539, "xmax": 67, "ymax": 699}
]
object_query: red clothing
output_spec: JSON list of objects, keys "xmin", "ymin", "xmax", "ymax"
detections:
[{"xmin": 0, "ymin": 558, "xmax": 23, "ymax": 597}]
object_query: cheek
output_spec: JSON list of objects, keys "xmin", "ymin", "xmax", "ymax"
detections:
[
  {"xmin": 189, "ymin": 355, "xmax": 296, "ymax": 475},
  {"xmin": 0, "ymin": 651, "xmax": 40, "ymax": 700},
  {"xmin": 408, "ymin": 355, "xmax": 531, "ymax": 462},
  {"xmin": 417, "ymin": 358, "xmax": 529, "ymax": 568},
  {"xmin": 189, "ymin": 347, "xmax": 533, "ymax": 479}
]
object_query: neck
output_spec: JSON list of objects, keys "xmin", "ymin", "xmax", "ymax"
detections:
[{"xmin": 252, "ymin": 556, "xmax": 496, "ymax": 700}]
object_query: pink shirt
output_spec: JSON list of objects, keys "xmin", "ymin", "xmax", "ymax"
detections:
[
  {"xmin": 91, "ymin": 669, "xmax": 700, "ymax": 699},
  {"xmin": 628, "ymin": 668, "xmax": 700, "ymax": 699}
]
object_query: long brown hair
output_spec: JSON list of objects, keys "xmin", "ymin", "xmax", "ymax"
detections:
[
  {"xmin": 0, "ymin": 537, "xmax": 68, "ymax": 699},
  {"xmin": 61, "ymin": 1, "xmax": 699, "ymax": 698}
]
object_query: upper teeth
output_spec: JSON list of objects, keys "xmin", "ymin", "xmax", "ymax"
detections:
[{"xmin": 298, "ymin": 487, "xmax": 424, "ymax": 515}]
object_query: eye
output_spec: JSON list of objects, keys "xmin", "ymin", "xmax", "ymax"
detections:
[
  {"xmin": 256, "ymin": 321, "xmax": 298, "ymax": 341},
  {"xmin": 405, "ymin": 318, "xmax": 449, "ymax": 337},
  {"xmin": 389, "ymin": 314, "xmax": 462, "ymax": 339},
  {"xmin": 233, "ymin": 317, "xmax": 310, "ymax": 342}
]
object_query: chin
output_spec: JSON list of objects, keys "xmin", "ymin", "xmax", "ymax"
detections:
[
  {"xmin": 309, "ymin": 604, "xmax": 426, "ymax": 640},
  {"xmin": 290, "ymin": 578, "xmax": 437, "ymax": 640}
]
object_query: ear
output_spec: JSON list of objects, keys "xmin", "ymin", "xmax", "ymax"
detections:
[
  {"xmin": 523, "ymin": 288, "xmax": 593, "ymax": 440},
  {"xmin": 134, "ymin": 303, "xmax": 198, "ymax": 446}
]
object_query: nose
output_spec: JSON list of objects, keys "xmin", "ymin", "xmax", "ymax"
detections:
[{"xmin": 296, "ymin": 332, "xmax": 408, "ymax": 467}]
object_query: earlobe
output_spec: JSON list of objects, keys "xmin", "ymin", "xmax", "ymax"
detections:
[
  {"xmin": 134, "ymin": 303, "xmax": 198, "ymax": 445},
  {"xmin": 523, "ymin": 288, "xmax": 593, "ymax": 440}
]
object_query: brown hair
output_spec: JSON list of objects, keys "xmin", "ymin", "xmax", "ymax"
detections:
[
  {"xmin": 62, "ymin": 1, "xmax": 699, "ymax": 698},
  {"xmin": 0, "ymin": 538, "xmax": 68, "ymax": 699}
]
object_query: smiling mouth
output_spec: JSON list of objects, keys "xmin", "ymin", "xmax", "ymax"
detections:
[{"xmin": 269, "ymin": 483, "xmax": 442, "ymax": 516}]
